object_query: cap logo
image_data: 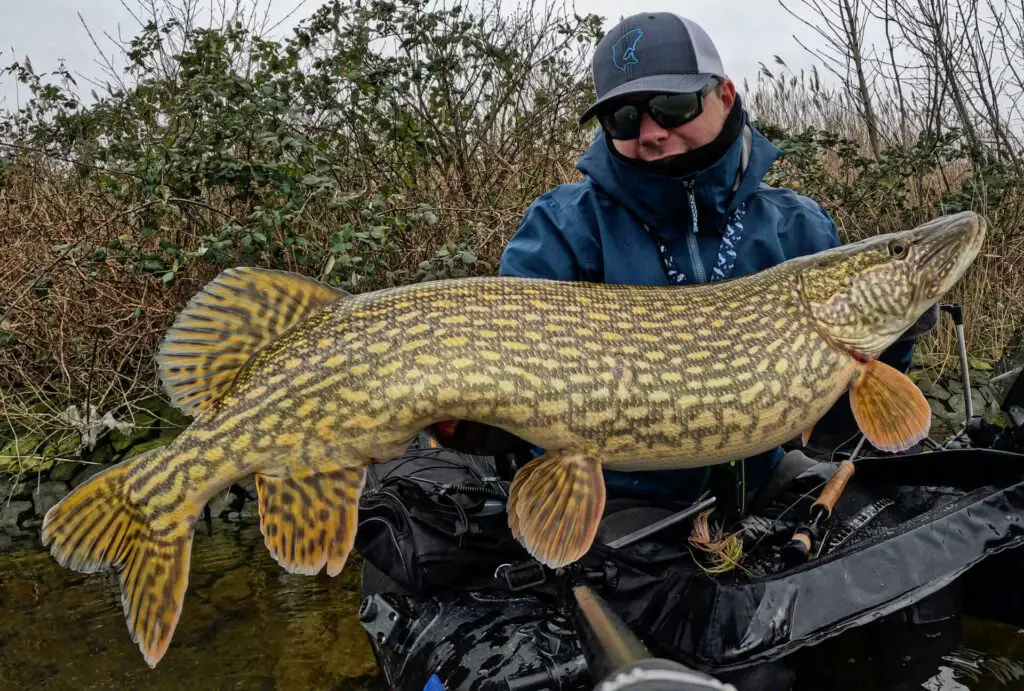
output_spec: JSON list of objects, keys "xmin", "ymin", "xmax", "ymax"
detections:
[{"xmin": 611, "ymin": 28, "xmax": 643, "ymax": 72}]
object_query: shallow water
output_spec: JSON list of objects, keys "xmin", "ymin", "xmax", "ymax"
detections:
[
  {"xmin": 0, "ymin": 521, "xmax": 382, "ymax": 690},
  {"xmin": 2, "ymin": 519, "xmax": 1024, "ymax": 691}
]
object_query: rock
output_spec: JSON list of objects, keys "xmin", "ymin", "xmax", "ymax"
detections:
[
  {"xmin": 948, "ymin": 379, "xmax": 964, "ymax": 394},
  {"xmin": 928, "ymin": 398, "xmax": 950, "ymax": 417},
  {"xmin": 32, "ymin": 481, "xmax": 69, "ymax": 517},
  {"xmin": 48, "ymin": 461, "xmax": 79, "ymax": 483},
  {"xmin": 915, "ymin": 376, "xmax": 934, "ymax": 394},
  {"xmin": 930, "ymin": 384, "xmax": 952, "ymax": 402},
  {"xmin": 209, "ymin": 569, "xmax": 251, "ymax": 610},
  {"xmin": 0, "ymin": 501, "xmax": 33, "ymax": 535},
  {"xmin": 0, "ymin": 477, "xmax": 29, "ymax": 501},
  {"xmin": 970, "ymin": 388, "xmax": 986, "ymax": 414},
  {"xmin": 83, "ymin": 442, "xmax": 115, "ymax": 466}
]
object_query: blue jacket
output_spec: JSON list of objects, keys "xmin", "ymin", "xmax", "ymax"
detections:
[{"xmin": 497, "ymin": 114, "xmax": 845, "ymax": 504}]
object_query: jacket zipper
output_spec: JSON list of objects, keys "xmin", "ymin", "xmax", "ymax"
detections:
[{"xmin": 685, "ymin": 184, "xmax": 706, "ymax": 283}]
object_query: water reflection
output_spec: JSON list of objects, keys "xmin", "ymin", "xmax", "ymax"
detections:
[{"xmin": 0, "ymin": 521, "xmax": 382, "ymax": 690}]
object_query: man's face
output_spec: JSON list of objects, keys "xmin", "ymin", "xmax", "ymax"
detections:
[{"xmin": 609, "ymin": 79, "xmax": 736, "ymax": 162}]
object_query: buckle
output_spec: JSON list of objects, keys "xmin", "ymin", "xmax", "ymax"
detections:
[{"xmin": 495, "ymin": 561, "xmax": 546, "ymax": 592}]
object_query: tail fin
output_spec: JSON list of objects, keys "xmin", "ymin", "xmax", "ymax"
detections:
[{"xmin": 41, "ymin": 448, "xmax": 194, "ymax": 668}]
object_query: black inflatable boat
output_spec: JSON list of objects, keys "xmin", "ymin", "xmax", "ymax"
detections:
[{"xmin": 354, "ymin": 318, "xmax": 1024, "ymax": 691}]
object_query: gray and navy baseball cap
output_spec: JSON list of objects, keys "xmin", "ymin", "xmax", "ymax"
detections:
[{"xmin": 579, "ymin": 13, "xmax": 727, "ymax": 124}]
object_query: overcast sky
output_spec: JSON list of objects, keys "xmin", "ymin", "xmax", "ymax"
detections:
[{"xmin": 0, "ymin": 0, "xmax": 829, "ymax": 111}]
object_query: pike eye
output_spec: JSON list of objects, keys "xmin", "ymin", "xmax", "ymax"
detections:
[{"xmin": 889, "ymin": 241, "xmax": 909, "ymax": 259}]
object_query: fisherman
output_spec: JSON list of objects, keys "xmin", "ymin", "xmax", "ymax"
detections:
[{"xmin": 434, "ymin": 11, "xmax": 926, "ymax": 507}]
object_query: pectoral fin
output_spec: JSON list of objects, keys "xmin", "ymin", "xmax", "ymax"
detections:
[
  {"xmin": 849, "ymin": 359, "xmax": 931, "ymax": 452},
  {"xmin": 254, "ymin": 467, "xmax": 366, "ymax": 577},
  {"xmin": 507, "ymin": 451, "xmax": 605, "ymax": 568}
]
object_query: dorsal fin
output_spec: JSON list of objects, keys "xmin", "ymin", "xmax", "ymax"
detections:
[{"xmin": 155, "ymin": 267, "xmax": 349, "ymax": 417}]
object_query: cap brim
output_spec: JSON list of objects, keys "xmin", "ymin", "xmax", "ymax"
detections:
[{"xmin": 579, "ymin": 73, "xmax": 715, "ymax": 124}]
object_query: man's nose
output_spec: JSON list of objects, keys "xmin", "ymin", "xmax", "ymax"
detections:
[{"xmin": 637, "ymin": 113, "xmax": 669, "ymax": 144}]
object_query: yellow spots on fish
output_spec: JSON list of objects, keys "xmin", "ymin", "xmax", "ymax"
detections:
[
  {"xmin": 377, "ymin": 360, "xmax": 403, "ymax": 377},
  {"xmin": 766, "ymin": 339, "xmax": 784, "ymax": 353},
  {"xmin": 570, "ymin": 373, "xmax": 593, "ymax": 385},
  {"xmin": 407, "ymin": 323, "xmax": 431, "ymax": 336},
  {"xmin": 530, "ymin": 299, "xmax": 556, "ymax": 311},
  {"xmin": 246, "ymin": 386, "xmax": 268, "ymax": 400},
  {"xmin": 317, "ymin": 337, "xmax": 334, "ymax": 349},
  {"xmin": 649, "ymin": 390, "xmax": 671, "ymax": 403},
  {"xmin": 366, "ymin": 321, "xmax": 388, "ymax": 335},
  {"xmin": 442, "ymin": 314, "xmax": 470, "ymax": 326},
  {"xmin": 621, "ymin": 406, "xmax": 648, "ymax": 420},
  {"xmin": 295, "ymin": 398, "xmax": 320, "ymax": 418},
  {"xmin": 523, "ymin": 330, "xmax": 542, "ymax": 342},
  {"xmin": 497, "ymin": 380, "xmax": 516, "ymax": 394},
  {"xmin": 204, "ymin": 447, "xmax": 225, "ymax": 463},
  {"xmin": 661, "ymin": 372, "xmax": 683, "ymax": 383},
  {"xmin": 731, "ymin": 356, "xmax": 751, "ymax": 368},
  {"xmin": 399, "ymin": 339, "xmax": 429, "ymax": 353},
  {"xmin": 492, "ymin": 318, "xmax": 517, "ymax": 328},
  {"xmin": 741, "ymin": 381, "xmax": 766, "ymax": 404},
  {"xmin": 188, "ymin": 464, "xmax": 209, "ymax": 483},
  {"xmin": 436, "ymin": 387, "xmax": 461, "ymax": 404},
  {"xmin": 690, "ymin": 410, "xmax": 718, "ymax": 430},
  {"xmin": 481, "ymin": 350, "xmax": 502, "ymax": 361},
  {"xmin": 293, "ymin": 371, "xmax": 318, "ymax": 387},
  {"xmin": 395, "ymin": 310, "xmax": 423, "ymax": 324},
  {"xmin": 284, "ymin": 357, "xmax": 302, "ymax": 370},
  {"xmin": 259, "ymin": 414, "xmax": 281, "ymax": 431},
  {"xmin": 416, "ymin": 354, "xmax": 440, "ymax": 367},
  {"xmin": 775, "ymin": 359, "xmax": 790, "ymax": 375},
  {"xmin": 687, "ymin": 350, "xmax": 712, "ymax": 361},
  {"xmin": 773, "ymin": 317, "xmax": 788, "ymax": 329},
  {"xmin": 323, "ymin": 354, "xmax": 345, "ymax": 369},
  {"xmin": 343, "ymin": 413, "xmax": 389, "ymax": 430},
  {"xmin": 503, "ymin": 341, "xmax": 529, "ymax": 351},
  {"xmin": 559, "ymin": 347, "xmax": 582, "ymax": 358},
  {"xmin": 231, "ymin": 434, "xmax": 252, "ymax": 452},
  {"xmin": 549, "ymin": 378, "xmax": 566, "ymax": 392},
  {"xmin": 386, "ymin": 384, "xmax": 411, "ymax": 400},
  {"xmin": 499, "ymin": 404, "xmax": 535, "ymax": 424},
  {"xmin": 792, "ymin": 333, "xmax": 807, "ymax": 351},
  {"xmin": 755, "ymin": 359, "xmax": 771, "ymax": 374},
  {"xmin": 428, "ymin": 374, "xmax": 444, "ymax": 386},
  {"xmin": 267, "ymin": 374, "xmax": 287, "ymax": 386},
  {"xmin": 478, "ymin": 329, "xmax": 499, "ymax": 339},
  {"xmin": 452, "ymin": 358, "xmax": 474, "ymax": 369},
  {"xmin": 431, "ymin": 299, "xmax": 458, "ymax": 309},
  {"xmin": 583, "ymin": 409, "xmax": 616, "ymax": 427},
  {"xmin": 711, "ymin": 318, "xmax": 725, "ymax": 328},
  {"xmin": 588, "ymin": 312, "xmax": 610, "ymax": 321},
  {"xmin": 811, "ymin": 349, "xmax": 823, "ymax": 369},
  {"xmin": 712, "ymin": 362, "xmax": 727, "ymax": 372},
  {"xmin": 539, "ymin": 400, "xmax": 569, "ymax": 416},
  {"xmin": 638, "ymin": 373, "xmax": 655, "ymax": 385},
  {"xmin": 769, "ymin": 380, "xmax": 782, "ymax": 396},
  {"xmin": 338, "ymin": 388, "xmax": 369, "ymax": 404},
  {"xmin": 464, "ymin": 373, "xmax": 495, "ymax": 387},
  {"xmin": 367, "ymin": 342, "xmax": 390, "ymax": 354}
]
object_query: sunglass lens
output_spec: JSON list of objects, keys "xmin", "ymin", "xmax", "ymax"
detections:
[
  {"xmin": 600, "ymin": 103, "xmax": 642, "ymax": 139},
  {"xmin": 648, "ymin": 93, "xmax": 701, "ymax": 127}
]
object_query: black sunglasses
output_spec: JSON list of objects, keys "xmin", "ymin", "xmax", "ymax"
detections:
[{"xmin": 597, "ymin": 81, "xmax": 718, "ymax": 140}]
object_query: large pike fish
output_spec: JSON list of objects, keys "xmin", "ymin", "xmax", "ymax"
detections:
[{"xmin": 42, "ymin": 211, "xmax": 985, "ymax": 666}]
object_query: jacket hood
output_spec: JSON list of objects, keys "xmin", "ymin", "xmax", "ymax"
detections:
[{"xmin": 575, "ymin": 109, "xmax": 782, "ymax": 242}]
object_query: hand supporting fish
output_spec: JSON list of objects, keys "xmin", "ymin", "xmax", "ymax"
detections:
[{"xmin": 40, "ymin": 211, "xmax": 986, "ymax": 667}]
